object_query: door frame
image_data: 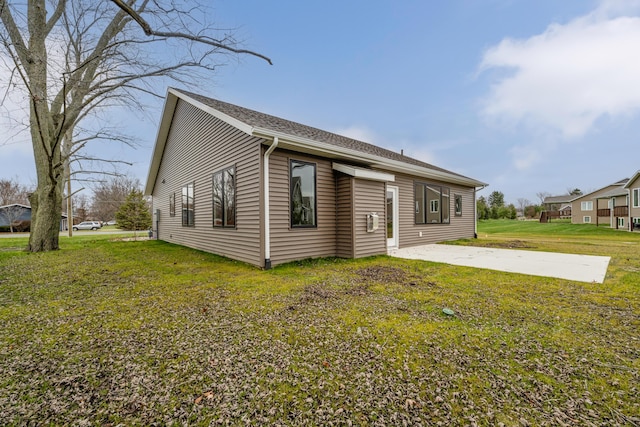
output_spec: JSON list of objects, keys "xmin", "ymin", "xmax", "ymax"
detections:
[{"xmin": 386, "ymin": 185, "xmax": 399, "ymax": 249}]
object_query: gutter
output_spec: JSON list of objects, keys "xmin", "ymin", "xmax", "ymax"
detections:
[
  {"xmin": 474, "ymin": 184, "xmax": 487, "ymax": 238},
  {"xmin": 252, "ymin": 128, "xmax": 488, "ymax": 188},
  {"xmin": 263, "ymin": 136, "xmax": 279, "ymax": 269}
]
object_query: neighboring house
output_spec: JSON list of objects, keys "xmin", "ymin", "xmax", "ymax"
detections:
[
  {"xmin": 0, "ymin": 204, "xmax": 68, "ymax": 232},
  {"xmin": 144, "ymin": 88, "xmax": 488, "ymax": 268},
  {"xmin": 570, "ymin": 179, "xmax": 629, "ymax": 227},
  {"xmin": 624, "ymin": 170, "xmax": 640, "ymax": 230},
  {"xmin": 541, "ymin": 195, "xmax": 574, "ymax": 221},
  {"xmin": 542, "ymin": 195, "xmax": 574, "ymax": 212}
]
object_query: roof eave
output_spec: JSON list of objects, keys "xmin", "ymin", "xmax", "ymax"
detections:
[
  {"xmin": 253, "ymin": 128, "xmax": 487, "ymax": 188},
  {"xmin": 144, "ymin": 90, "xmax": 179, "ymax": 195},
  {"xmin": 623, "ymin": 170, "xmax": 640, "ymax": 189}
]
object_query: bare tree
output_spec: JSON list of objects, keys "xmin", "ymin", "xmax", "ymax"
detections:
[
  {"xmin": 91, "ymin": 176, "xmax": 140, "ymax": 223},
  {"xmin": 0, "ymin": 177, "xmax": 30, "ymax": 205},
  {"xmin": 516, "ymin": 198, "xmax": 531, "ymax": 216},
  {"xmin": 536, "ymin": 191, "xmax": 551, "ymax": 205},
  {"xmin": 0, "ymin": 0, "xmax": 271, "ymax": 252},
  {"xmin": 73, "ymin": 193, "xmax": 90, "ymax": 223}
]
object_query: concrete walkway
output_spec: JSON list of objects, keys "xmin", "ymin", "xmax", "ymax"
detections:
[{"xmin": 389, "ymin": 244, "xmax": 610, "ymax": 283}]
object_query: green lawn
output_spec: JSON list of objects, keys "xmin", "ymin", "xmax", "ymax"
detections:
[{"xmin": 0, "ymin": 223, "xmax": 638, "ymax": 426}]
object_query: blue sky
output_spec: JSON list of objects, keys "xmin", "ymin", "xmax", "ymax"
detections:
[{"xmin": 2, "ymin": 0, "xmax": 640, "ymax": 205}]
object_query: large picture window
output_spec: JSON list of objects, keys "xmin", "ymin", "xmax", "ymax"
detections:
[
  {"xmin": 290, "ymin": 160, "xmax": 317, "ymax": 227},
  {"xmin": 213, "ymin": 166, "xmax": 236, "ymax": 228},
  {"xmin": 415, "ymin": 182, "xmax": 450, "ymax": 224},
  {"xmin": 182, "ymin": 182, "xmax": 194, "ymax": 226}
]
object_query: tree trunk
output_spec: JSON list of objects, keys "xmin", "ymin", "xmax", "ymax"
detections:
[
  {"xmin": 24, "ymin": 0, "xmax": 64, "ymax": 252},
  {"xmin": 28, "ymin": 180, "xmax": 62, "ymax": 252}
]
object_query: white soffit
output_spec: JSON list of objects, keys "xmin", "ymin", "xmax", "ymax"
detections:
[{"xmin": 332, "ymin": 163, "xmax": 395, "ymax": 182}]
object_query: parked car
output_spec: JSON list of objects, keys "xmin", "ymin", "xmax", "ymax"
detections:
[{"xmin": 72, "ymin": 221, "xmax": 102, "ymax": 231}]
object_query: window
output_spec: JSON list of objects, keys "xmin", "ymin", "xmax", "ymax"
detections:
[
  {"xmin": 454, "ymin": 194, "xmax": 462, "ymax": 216},
  {"xmin": 415, "ymin": 182, "xmax": 450, "ymax": 224},
  {"xmin": 169, "ymin": 193, "xmax": 176, "ymax": 217},
  {"xmin": 584, "ymin": 216, "xmax": 591, "ymax": 223},
  {"xmin": 617, "ymin": 217, "xmax": 624, "ymax": 228},
  {"xmin": 290, "ymin": 160, "xmax": 316, "ymax": 227},
  {"xmin": 581, "ymin": 201, "xmax": 593, "ymax": 211},
  {"xmin": 430, "ymin": 199, "xmax": 439, "ymax": 213},
  {"xmin": 633, "ymin": 188, "xmax": 640, "ymax": 208},
  {"xmin": 213, "ymin": 166, "xmax": 236, "ymax": 227},
  {"xmin": 182, "ymin": 182, "xmax": 194, "ymax": 226}
]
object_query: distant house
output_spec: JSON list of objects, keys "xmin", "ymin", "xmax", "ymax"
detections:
[
  {"xmin": 144, "ymin": 88, "xmax": 488, "ymax": 268},
  {"xmin": 624, "ymin": 170, "xmax": 640, "ymax": 230},
  {"xmin": 542, "ymin": 195, "xmax": 574, "ymax": 212},
  {"xmin": 570, "ymin": 178, "xmax": 629, "ymax": 229},
  {"xmin": 541, "ymin": 194, "xmax": 574, "ymax": 220},
  {"xmin": 0, "ymin": 204, "xmax": 68, "ymax": 232}
]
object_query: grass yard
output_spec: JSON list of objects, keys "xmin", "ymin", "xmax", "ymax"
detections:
[{"xmin": 0, "ymin": 221, "xmax": 638, "ymax": 426}]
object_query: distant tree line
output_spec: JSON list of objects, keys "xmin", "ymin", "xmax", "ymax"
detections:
[
  {"xmin": 0, "ymin": 176, "xmax": 150, "ymax": 231},
  {"xmin": 476, "ymin": 191, "xmax": 517, "ymax": 220},
  {"xmin": 477, "ymin": 186, "xmax": 584, "ymax": 221}
]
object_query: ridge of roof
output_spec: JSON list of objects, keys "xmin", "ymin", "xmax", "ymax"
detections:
[
  {"xmin": 623, "ymin": 171, "xmax": 640, "ymax": 189},
  {"xmin": 172, "ymin": 88, "xmax": 481, "ymax": 184}
]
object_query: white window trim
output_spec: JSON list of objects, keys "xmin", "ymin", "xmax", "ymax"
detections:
[
  {"xmin": 581, "ymin": 201, "xmax": 593, "ymax": 211},
  {"xmin": 583, "ymin": 216, "xmax": 591, "ymax": 223},
  {"xmin": 633, "ymin": 188, "xmax": 640, "ymax": 208}
]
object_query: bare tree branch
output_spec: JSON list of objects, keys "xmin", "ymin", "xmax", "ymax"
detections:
[{"xmin": 109, "ymin": 0, "xmax": 273, "ymax": 65}]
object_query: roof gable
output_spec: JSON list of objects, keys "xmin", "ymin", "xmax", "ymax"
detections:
[
  {"xmin": 623, "ymin": 170, "xmax": 640, "ymax": 189},
  {"xmin": 145, "ymin": 88, "xmax": 487, "ymax": 194},
  {"xmin": 571, "ymin": 179, "xmax": 629, "ymax": 202}
]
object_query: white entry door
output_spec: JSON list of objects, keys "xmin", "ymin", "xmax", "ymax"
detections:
[{"xmin": 386, "ymin": 186, "xmax": 399, "ymax": 249}]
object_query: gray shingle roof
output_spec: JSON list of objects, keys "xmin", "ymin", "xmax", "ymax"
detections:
[
  {"xmin": 174, "ymin": 88, "xmax": 477, "ymax": 182},
  {"xmin": 543, "ymin": 195, "xmax": 575, "ymax": 204}
]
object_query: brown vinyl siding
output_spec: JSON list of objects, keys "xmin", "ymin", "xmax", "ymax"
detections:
[
  {"xmin": 335, "ymin": 174, "xmax": 354, "ymax": 258},
  {"xmin": 151, "ymin": 99, "xmax": 263, "ymax": 266},
  {"xmin": 391, "ymin": 172, "xmax": 477, "ymax": 247},
  {"xmin": 268, "ymin": 150, "xmax": 337, "ymax": 266},
  {"xmin": 353, "ymin": 179, "xmax": 387, "ymax": 258}
]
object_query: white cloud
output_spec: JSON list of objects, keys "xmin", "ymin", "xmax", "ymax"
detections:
[
  {"xmin": 509, "ymin": 144, "xmax": 542, "ymax": 171},
  {"xmin": 333, "ymin": 124, "xmax": 439, "ymax": 166},
  {"xmin": 334, "ymin": 125, "xmax": 380, "ymax": 144},
  {"xmin": 479, "ymin": 0, "xmax": 640, "ymax": 138}
]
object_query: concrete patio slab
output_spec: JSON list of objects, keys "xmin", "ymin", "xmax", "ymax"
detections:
[{"xmin": 389, "ymin": 244, "xmax": 610, "ymax": 283}]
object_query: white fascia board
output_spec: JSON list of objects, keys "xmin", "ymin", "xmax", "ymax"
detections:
[
  {"xmin": 623, "ymin": 170, "xmax": 640, "ymax": 189},
  {"xmin": 254, "ymin": 128, "xmax": 487, "ymax": 188},
  {"xmin": 170, "ymin": 88, "xmax": 255, "ymax": 136},
  {"xmin": 144, "ymin": 90, "xmax": 179, "ymax": 195},
  {"xmin": 145, "ymin": 89, "xmax": 258, "ymax": 196},
  {"xmin": 332, "ymin": 163, "xmax": 395, "ymax": 182}
]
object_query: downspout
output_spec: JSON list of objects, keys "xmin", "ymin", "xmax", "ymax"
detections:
[
  {"xmin": 263, "ymin": 137, "xmax": 279, "ymax": 269},
  {"xmin": 474, "ymin": 185, "xmax": 486, "ymax": 238}
]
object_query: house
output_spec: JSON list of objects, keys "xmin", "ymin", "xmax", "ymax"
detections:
[
  {"xmin": 541, "ymin": 194, "xmax": 574, "ymax": 221},
  {"xmin": 570, "ymin": 179, "xmax": 629, "ymax": 228},
  {"xmin": 624, "ymin": 170, "xmax": 640, "ymax": 230},
  {"xmin": 542, "ymin": 194, "xmax": 574, "ymax": 212},
  {"xmin": 144, "ymin": 88, "xmax": 488, "ymax": 268},
  {"xmin": 0, "ymin": 204, "xmax": 68, "ymax": 232}
]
